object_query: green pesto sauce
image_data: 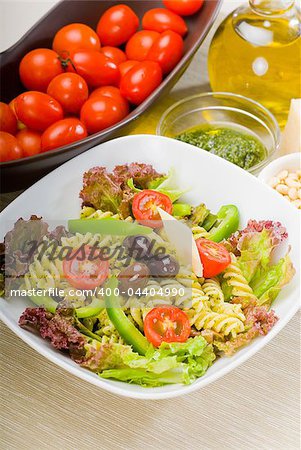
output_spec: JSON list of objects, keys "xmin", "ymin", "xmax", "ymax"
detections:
[{"xmin": 175, "ymin": 125, "xmax": 266, "ymax": 170}]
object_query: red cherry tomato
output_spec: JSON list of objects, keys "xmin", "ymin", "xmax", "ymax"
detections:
[
  {"xmin": 16, "ymin": 129, "xmax": 41, "ymax": 157},
  {"xmin": 41, "ymin": 118, "xmax": 87, "ymax": 152},
  {"xmin": 0, "ymin": 102, "xmax": 17, "ymax": 135},
  {"xmin": 147, "ymin": 30, "xmax": 184, "ymax": 75},
  {"xmin": 63, "ymin": 245, "xmax": 109, "ymax": 290},
  {"xmin": 89, "ymin": 86, "xmax": 129, "ymax": 116},
  {"xmin": 118, "ymin": 60, "xmax": 140, "ymax": 78},
  {"xmin": 52, "ymin": 23, "xmax": 100, "ymax": 56},
  {"xmin": 142, "ymin": 8, "xmax": 187, "ymax": 36},
  {"xmin": 15, "ymin": 92, "xmax": 64, "ymax": 132},
  {"xmin": 8, "ymin": 99, "xmax": 26, "ymax": 131},
  {"xmin": 163, "ymin": 0, "xmax": 204, "ymax": 16},
  {"xmin": 125, "ymin": 30, "xmax": 160, "ymax": 61},
  {"xmin": 96, "ymin": 4, "xmax": 139, "ymax": 47},
  {"xmin": 196, "ymin": 238, "xmax": 231, "ymax": 278},
  {"xmin": 120, "ymin": 61, "xmax": 162, "ymax": 105},
  {"xmin": 144, "ymin": 306, "xmax": 191, "ymax": 347},
  {"xmin": 0, "ymin": 131, "xmax": 23, "ymax": 162},
  {"xmin": 80, "ymin": 96, "xmax": 128, "ymax": 134},
  {"xmin": 67, "ymin": 50, "xmax": 119, "ymax": 88},
  {"xmin": 100, "ymin": 46, "xmax": 127, "ymax": 65},
  {"xmin": 19, "ymin": 48, "xmax": 63, "ymax": 92},
  {"xmin": 47, "ymin": 73, "xmax": 89, "ymax": 114},
  {"xmin": 132, "ymin": 189, "xmax": 172, "ymax": 228}
]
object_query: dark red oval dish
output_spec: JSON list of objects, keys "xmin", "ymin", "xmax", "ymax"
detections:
[{"xmin": 0, "ymin": 0, "xmax": 222, "ymax": 192}]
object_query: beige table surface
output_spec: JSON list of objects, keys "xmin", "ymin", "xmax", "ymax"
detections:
[{"xmin": 0, "ymin": 2, "xmax": 300, "ymax": 449}]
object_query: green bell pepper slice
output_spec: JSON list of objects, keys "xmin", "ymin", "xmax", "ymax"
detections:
[
  {"xmin": 172, "ymin": 203, "xmax": 192, "ymax": 217},
  {"xmin": 28, "ymin": 293, "xmax": 104, "ymax": 318},
  {"xmin": 68, "ymin": 219, "xmax": 152, "ymax": 236},
  {"xmin": 207, "ymin": 205, "xmax": 239, "ymax": 242},
  {"xmin": 105, "ymin": 277, "xmax": 150, "ymax": 355}
]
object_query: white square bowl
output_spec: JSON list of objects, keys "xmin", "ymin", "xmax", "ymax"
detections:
[{"xmin": 0, "ymin": 135, "xmax": 299, "ymax": 400}]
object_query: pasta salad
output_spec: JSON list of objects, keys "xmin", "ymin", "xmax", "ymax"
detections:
[{"xmin": 0, "ymin": 163, "xmax": 295, "ymax": 387}]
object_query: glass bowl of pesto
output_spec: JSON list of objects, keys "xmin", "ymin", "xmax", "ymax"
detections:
[{"xmin": 157, "ymin": 92, "xmax": 280, "ymax": 174}]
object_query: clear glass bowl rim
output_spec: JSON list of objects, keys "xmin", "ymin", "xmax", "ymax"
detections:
[{"xmin": 156, "ymin": 91, "xmax": 281, "ymax": 174}]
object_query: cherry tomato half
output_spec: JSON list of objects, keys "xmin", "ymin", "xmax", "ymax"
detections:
[
  {"xmin": 47, "ymin": 73, "xmax": 89, "ymax": 114},
  {"xmin": 132, "ymin": 189, "xmax": 173, "ymax": 228},
  {"xmin": 41, "ymin": 118, "xmax": 87, "ymax": 152},
  {"xmin": 196, "ymin": 238, "xmax": 231, "ymax": 278},
  {"xmin": 0, "ymin": 131, "xmax": 23, "ymax": 162},
  {"xmin": 118, "ymin": 60, "xmax": 140, "ymax": 78},
  {"xmin": 125, "ymin": 30, "xmax": 160, "ymax": 61},
  {"xmin": 96, "ymin": 4, "xmax": 139, "ymax": 47},
  {"xmin": 0, "ymin": 102, "xmax": 17, "ymax": 135},
  {"xmin": 16, "ymin": 129, "xmax": 41, "ymax": 157},
  {"xmin": 100, "ymin": 46, "xmax": 127, "ymax": 65},
  {"xmin": 147, "ymin": 30, "xmax": 184, "ymax": 75},
  {"xmin": 67, "ymin": 50, "xmax": 119, "ymax": 88},
  {"xmin": 15, "ymin": 92, "xmax": 64, "ymax": 132},
  {"xmin": 120, "ymin": 61, "xmax": 162, "ymax": 105},
  {"xmin": 19, "ymin": 48, "xmax": 63, "ymax": 92},
  {"xmin": 89, "ymin": 86, "xmax": 129, "ymax": 116},
  {"xmin": 80, "ymin": 95, "xmax": 128, "ymax": 134},
  {"xmin": 144, "ymin": 306, "xmax": 191, "ymax": 347},
  {"xmin": 142, "ymin": 8, "xmax": 187, "ymax": 36},
  {"xmin": 63, "ymin": 245, "xmax": 109, "ymax": 290},
  {"xmin": 163, "ymin": 0, "xmax": 204, "ymax": 16},
  {"xmin": 52, "ymin": 23, "xmax": 100, "ymax": 56}
]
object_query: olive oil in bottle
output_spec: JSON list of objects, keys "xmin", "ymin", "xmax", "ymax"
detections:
[{"xmin": 208, "ymin": 0, "xmax": 301, "ymax": 127}]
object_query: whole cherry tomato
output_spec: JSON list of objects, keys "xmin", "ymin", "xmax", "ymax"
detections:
[
  {"xmin": 100, "ymin": 47, "xmax": 127, "ymax": 66},
  {"xmin": 125, "ymin": 30, "xmax": 160, "ymax": 61},
  {"xmin": 96, "ymin": 5, "xmax": 139, "ymax": 47},
  {"xmin": 89, "ymin": 86, "xmax": 129, "ymax": 116},
  {"xmin": 163, "ymin": 0, "xmax": 204, "ymax": 16},
  {"xmin": 80, "ymin": 96, "xmax": 128, "ymax": 134},
  {"xmin": 0, "ymin": 132, "xmax": 23, "ymax": 162},
  {"xmin": 67, "ymin": 50, "xmax": 119, "ymax": 88},
  {"xmin": 47, "ymin": 73, "xmax": 89, "ymax": 114},
  {"xmin": 52, "ymin": 23, "xmax": 100, "ymax": 56},
  {"xmin": 16, "ymin": 129, "xmax": 42, "ymax": 157},
  {"xmin": 147, "ymin": 30, "xmax": 184, "ymax": 75},
  {"xmin": 19, "ymin": 48, "xmax": 63, "ymax": 92},
  {"xmin": 142, "ymin": 8, "xmax": 187, "ymax": 36},
  {"xmin": 118, "ymin": 60, "xmax": 140, "ymax": 78},
  {"xmin": 0, "ymin": 102, "xmax": 17, "ymax": 135},
  {"xmin": 120, "ymin": 61, "xmax": 162, "ymax": 105},
  {"xmin": 41, "ymin": 118, "xmax": 87, "ymax": 152},
  {"xmin": 15, "ymin": 91, "xmax": 64, "ymax": 132}
]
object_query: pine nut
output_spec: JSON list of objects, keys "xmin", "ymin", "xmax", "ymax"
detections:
[
  {"xmin": 288, "ymin": 187, "xmax": 298, "ymax": 200},
  {"xmin": 287, "ymin": 172, "xmax": 298, "ymax": 180},
  {"xmin": 285, "ymin": 178, "xmax": 300, "ymax": 188},
  {"xmin": 269, "ymin": 177, "xmax": 279, "ymax": 188},
  {"xmin": 292, "ymin": 199, "xmax": 301, "ymax": 209},
  {"xmin": 298, "ymin": 189, "xmax": 301, "ymax": 200},
  {"xmin": 276, "ymin": 184, "xmax": 289, "ymax": 195},
  {"xmin": 296, "ymin": 170, "xmax": 301, "ymax": 178},
  {"xmin": 277, "ymin": 170, "xmax": 288, "ymax": 180}
]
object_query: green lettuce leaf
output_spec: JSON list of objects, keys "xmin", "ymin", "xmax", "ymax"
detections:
[
  {"xmin": 250, "ymin": 253, "xmax": 295, "ymax": 307},
  {"xmin": 237, "ymin": 228, "xmax": 275, "ymax": 283},
  {"xmin": 151, "ymin": 168, "xmax": 189, "ymax": 203},
  {"xmin": 98, "ymin": 336, "xmax": 215, "ymax": 387}
]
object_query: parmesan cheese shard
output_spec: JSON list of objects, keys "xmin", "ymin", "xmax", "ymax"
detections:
[
  {"xmin": 157, "ymin": 207, "xmax": 203, "ymax": 277},
  {"xmin": 280, "ymin": 99, "xmax": 301, "ymax": 155}
]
